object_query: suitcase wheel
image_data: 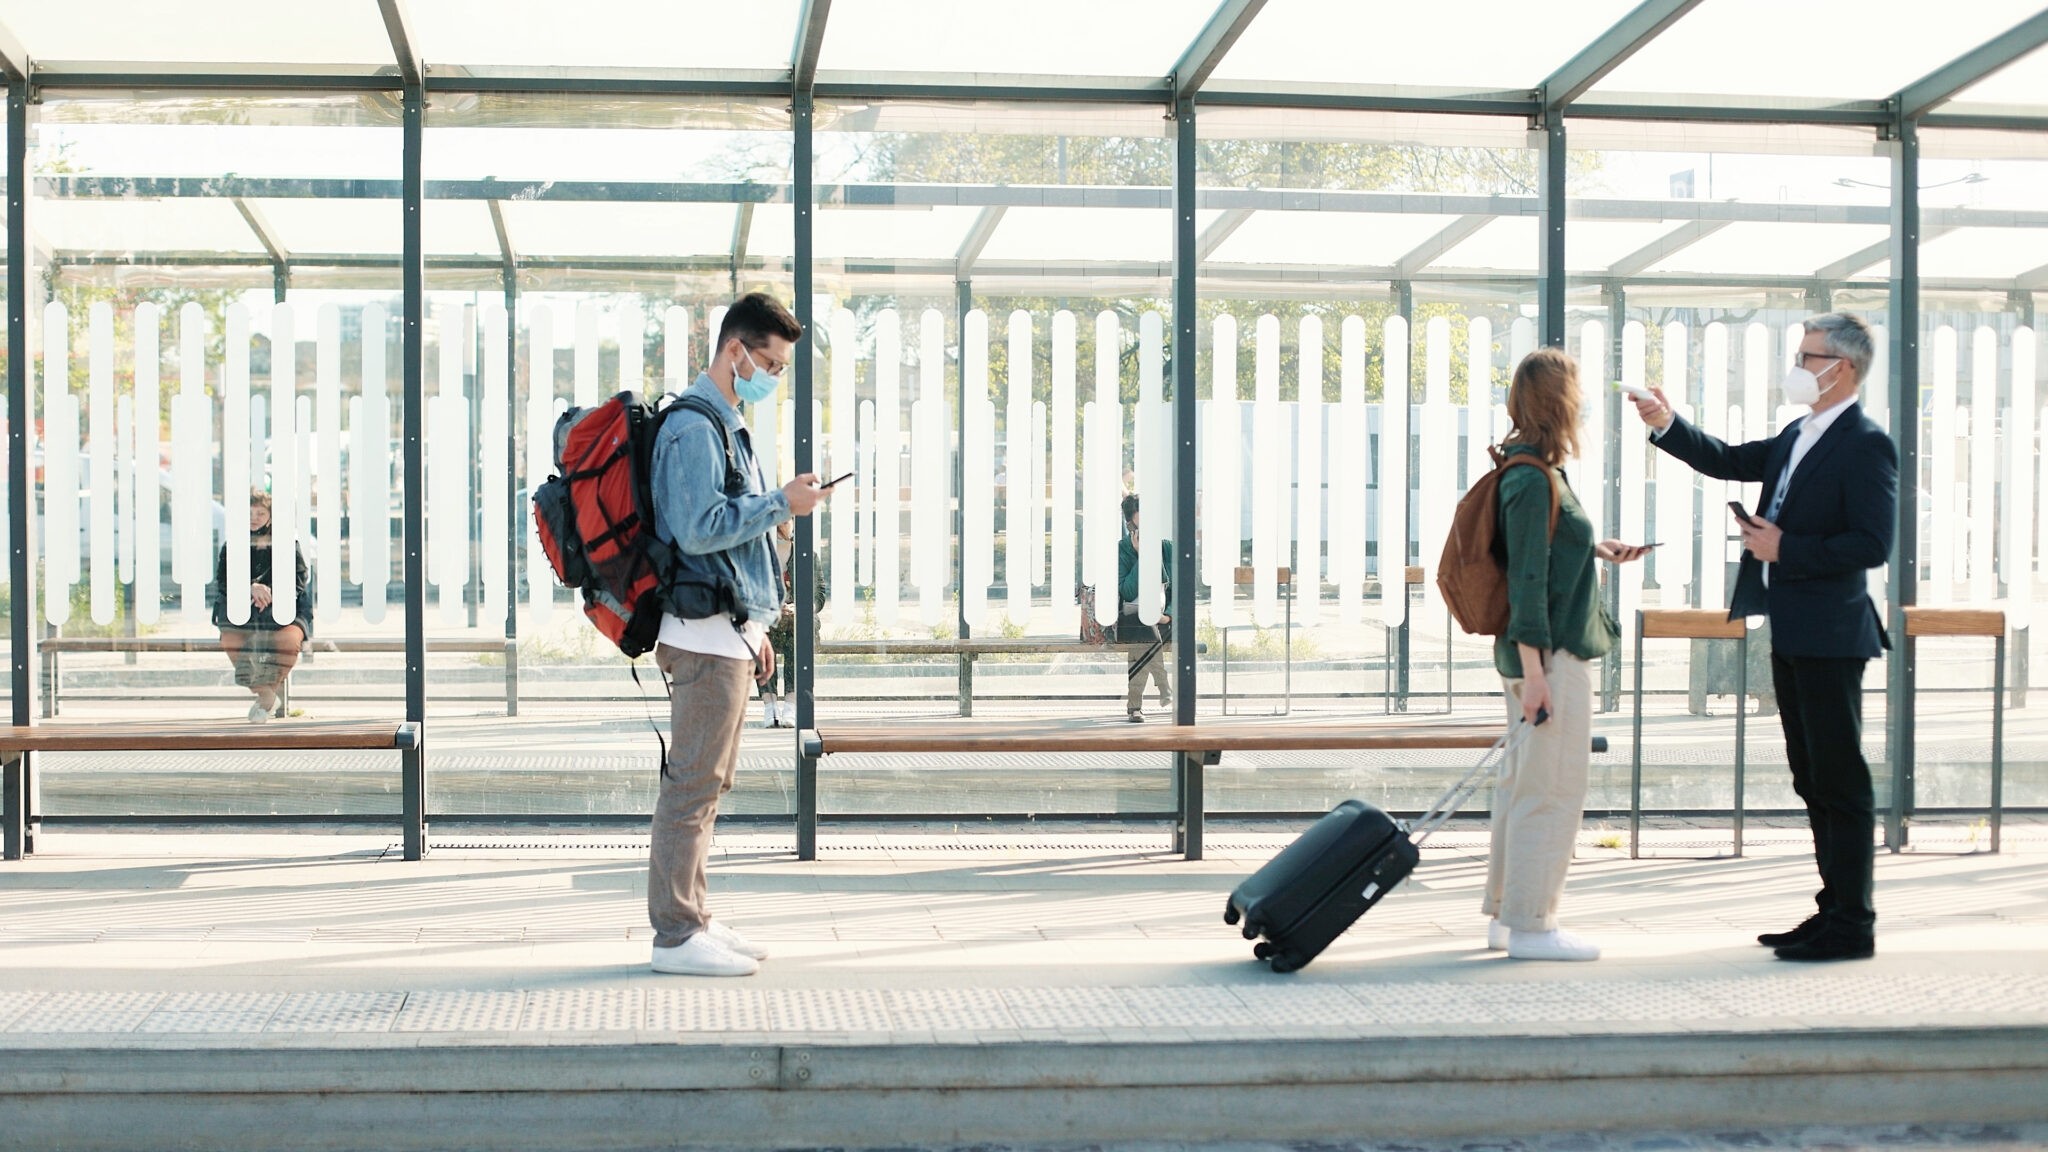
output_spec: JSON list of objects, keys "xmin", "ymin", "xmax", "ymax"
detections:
[
  {"xmin": 1241, "ymin": 921, "xmax": 1260, "ymax": 941},
  {"xmin": 1268, "ymin": 951, "xmax": 1304, "ymax": 974},
  {"xmin": 1252, "ymin": 941, "xmax": 1275, "ymax": 961},
  {"xmin": 1222, "ymin": 902, "xmax": 1240, "ymax": 926}
]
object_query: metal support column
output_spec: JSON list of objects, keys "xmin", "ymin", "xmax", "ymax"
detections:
[
  {"xmin": 2010, "ymin": 289, "xmax": 2032, "ymax": 709},
  {"xmin": 1885, "ymin": 117, "xmax": 1921, "ymax": 852},
  {"xmin": 1536, "ymin": 115, "xmax": 1568, "ymax": 349},
  {"xmin": 1170, "ymin": 95, "xmax": 1202, "ymax": 860},
  {"xmin": 399, "ymin": 82, "xmax": 427, "ymax": 861},
  {"xmin": 793, "ymin": 93, "xmax": 820, "ymax": 861},
  {"xmin": 954, "ymin": 276, "xmax": 972, "ymax": 717},
  {"xmin": 1602, "ymin": 280, "xmax": 1625, "ymax": 712},
  {"xmin": 501, "ymin": 266, "xmax": 519, "ymax": 714},
  {"xmin": 5, "ymin": 76, "xmax": 32, "ymax": 860},
  {"xmin": 1392, "ymin": 280, "xmax": 1413, "ymax": 711}
]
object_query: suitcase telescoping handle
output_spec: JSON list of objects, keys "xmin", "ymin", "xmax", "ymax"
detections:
[{"xmin": 1404, "ymin": 710, "xmax": 1546, "ymax": 848}]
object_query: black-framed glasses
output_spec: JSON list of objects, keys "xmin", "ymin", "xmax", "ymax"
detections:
[
  {"xmin": 742, "ymin": 342, "xmax": 788, "ymax": 376},
  {"xmin": 1796, "ymin": 352, "xmax": 1841, "ymax": 370}
]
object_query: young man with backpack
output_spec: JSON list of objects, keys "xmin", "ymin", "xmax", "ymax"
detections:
[{"xmin": 647, "ymin": 292, "xmax": 833, "ymax": 977}]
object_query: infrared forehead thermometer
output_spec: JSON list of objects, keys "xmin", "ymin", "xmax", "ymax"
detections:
[{"xmin": 1616, "ymin": 381, "xmax": 1654, "ymax": 401}]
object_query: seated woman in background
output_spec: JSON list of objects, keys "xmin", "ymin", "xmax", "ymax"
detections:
[{"xmin": 213, "ymin": 490, "xmax": 313, "ymax": 724}]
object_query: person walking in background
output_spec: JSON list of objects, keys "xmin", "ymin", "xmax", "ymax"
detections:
[
  {"xmin": 762, "ymin": 519, "xmax": 796, "ymax": 728},
  {"xmin": 1116, "ymin": 494, "xmax": 1172, "ymax": 722},
  {"xmin": 1487, "ymin": 349, "xmax": 1647, "ymax": 962},
  {"xmin": 1628, "ymin": 313, "xmax": 1896, "ymax": 963},
  {"xmin": 646, "ymin": 291, "xmax": 836, "ymax": 977},
  {"xmin": 212, "ymin": 490, "xmax": 312, "ymax": 724}
]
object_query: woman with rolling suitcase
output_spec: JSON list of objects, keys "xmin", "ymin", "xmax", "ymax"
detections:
[{"xmin": 1486, "ymin": 347, "xmax": 1647, "ymax": 961}]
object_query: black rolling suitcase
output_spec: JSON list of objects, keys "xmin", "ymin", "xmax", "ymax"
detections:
[{"xmin": 1224, "ymin": 717, "xmax": 1537, "ymax": 973}]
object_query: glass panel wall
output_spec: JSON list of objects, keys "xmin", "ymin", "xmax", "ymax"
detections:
[
  {"xmin": 27, "ymin": 93, "xmax": 405, "ymax": 818},
  {"xmin": 1196, "ymin": 106, "xmax": 1539, "ymax": 815},
  {"xmin": 810, "ymin": 100, "xmax": 1176, "ymax": 815},
  {"xmin": 1566, "ymin": 120, "xmax": 1898, "ymax": 821},
  {"xmin": 423, "ymin": 94, "xmax": 795, "ymax": 822}
]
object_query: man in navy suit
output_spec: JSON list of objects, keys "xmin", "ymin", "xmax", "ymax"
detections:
[{"xmin": 1629, "ymin": 313, "xmax": 1897, "ymax": 962}]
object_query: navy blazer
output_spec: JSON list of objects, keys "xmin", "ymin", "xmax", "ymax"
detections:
[{"xmin": 1652, "ymin": 403, "xmax": 1896, "ymax": 659}]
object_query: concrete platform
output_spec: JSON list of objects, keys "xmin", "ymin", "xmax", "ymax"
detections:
[{"xmin": 1, "ymin": 822, "xmax": 2045, "ymax": 1150}]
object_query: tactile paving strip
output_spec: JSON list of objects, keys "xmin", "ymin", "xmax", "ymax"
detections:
[
  {"xmin": 139, "ymin": 992, "xmax": 284, "ymax": 1033},
  {"xmin": 392, "ymin": 991, "xmax": 527, "ymax": 1033},
  {"xmin": 8, "ymin": 992, "xmax": 162, "ymax": 1033},
  {"xmin": 521, "ymin": 989, "xmax": 643, "ymax": 1032},
  {"xmin": 885, "ymin": 988, "xmax": 1016, "ymax": 1032},
  {"xmin": 265, "ymin": 992, "xmax": 406, "ymax": 1033},
  {"xmin": 646, "ymin": 988, "xmax": 768, "ymax": 1032}
]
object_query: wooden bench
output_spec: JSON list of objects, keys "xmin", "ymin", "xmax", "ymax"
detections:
[
  {"xmin": 39, "ymin": 636, "xmax": 517, "ymax": 716},
  {"xmin": 1, "ymin": 718, "xmax": 426, "ymax": 862},
  {"xmin": 797, "ymin": 718, "xmax": 1607, "ymax": 860}
]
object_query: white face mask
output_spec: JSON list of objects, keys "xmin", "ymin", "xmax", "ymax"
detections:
[{"xmin": 1780, "ymin": 357, "xmax": 1843, "ymax": 407}]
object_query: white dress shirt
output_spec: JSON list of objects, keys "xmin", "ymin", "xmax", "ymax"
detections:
[{"xmin": 1760, "ymin": 400, "xmax": 1858, "ymax": 586}]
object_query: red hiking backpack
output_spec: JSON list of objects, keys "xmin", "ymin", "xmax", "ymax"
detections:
[
  {"xmin": 531, "ymin": 390, "xmax": 745, "ymax": 658},
  {"xmin": 1436, "ymin": 447, "xmax": 1559, "ymax": 637}
]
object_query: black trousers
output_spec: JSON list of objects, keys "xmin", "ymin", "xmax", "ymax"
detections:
[{"xmin": 1769, "ymin": 653, "xmax": 1876, "ymax": 932}]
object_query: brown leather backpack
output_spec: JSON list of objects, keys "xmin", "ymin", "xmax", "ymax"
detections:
[{"xmin": 1437, "ymin": 446, "xmax": 1559, "ymax": 636}]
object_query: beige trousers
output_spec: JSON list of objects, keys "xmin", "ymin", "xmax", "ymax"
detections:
[
  {"xmin": 1482, "ymin": 650, "xmax": 1593, "ymax": 933},
  {"xmin": 647, "ymin": 643, "xmax": 753, "ymax": 949}
]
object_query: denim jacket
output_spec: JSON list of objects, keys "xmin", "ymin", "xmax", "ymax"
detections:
[{"xmin": 650, "ymin": 374, "xmax": 791, "ymax": 624}]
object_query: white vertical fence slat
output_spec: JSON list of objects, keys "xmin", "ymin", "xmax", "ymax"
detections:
[
  {"xmin": 828, "ymin": 308, "xmax": 859, "ymax": 625},
  {"xmin": 479, "ymin": 302, "xmax": 509, "ymax": 620},
  {"xmin": 1205, "ymin": 314, "xmax": 1239, "ymax": 629},
  {"xmin": 270, "ymin": 303, "xmax": 299, "ymax": 628},
  {"xmin": 1698, "ymin": 322, "xmax": 1728, "ymax": 614},
  {"xmin": 1333, "ymin": 316, "xmax": 1366, "ymax": 626},
  {"xmin": 1742, "ymin": 322, "xmax": 1771, "ymax": 450},
  {"xmin": 1004, "ymin": 311, "xmax": 1035, "ymax": 627},
  {"xmin": 1252, "ymin": 313, "xmax": 1283, "ymax": 629},
  {"xmin": 1137, "ymin": 310, "xmax": 1167, "ymax": 627},
  {"xmin": 1030, "ymin": 400, "xmax": 1048, "ymax": 594},
  {"xmin": 664, "ymin": 306, "xmax": 689, "ymax": 392},
  {"xmin": 1084, "ymin": 311, "xmax": 1122, "ymax": 628},
  {"xmin": 44, "ymin": 303, "xmax": 77, "ymax": 625},
  {"xmin": 316, "ymin": 304, "xmax": 344, "ymax": 622},
  {"xmin": 1575, "ymin": 320, "xmax": 1606, "ymax": 555},
  {"xmin": 524, "ymin": 303, "xmax": 555, "ymax": 626},
  {"xmin": 1969, "ymin": 326, "xmax": 1998, "ymax": 605},
  {"xmin": 134, "ymin": 303, "xmax": 162, "ymax": 625},
  {"xmin": 857, "ymin": 399, "xmax": 875, "ymax": 590},
  {"xmin": 116, "ymin": 396, "xmax": 133, "ymax": 588},
  {"xmin": 88, "ymin": 303, "xmax": 114, "ymax": 625},
  {"xmin": 913, "ymin": 308, "xmax": 947, "ymax": 628},
  {"xmin": 963, "ymin": 309, "xmax": 995, "ymax": 631},
  {"xmin": 617, "ymin": 301, "xmax": 643, "ymax": 395},
  {"xmin": 574, "ymin": 301, "xmax": 600, "ymax": 409},
  {"xmin": 1464, "ymin": 317, "xmax": 1493, "ymax": 498},
  {"xmin": 1656, "ymin": 322, "xmax": 1693, "ymax": 608},
  {"xmin": 1619, "ymin": 320, "xmax": 1647, "ymax": 635},
  {"xmin": 431, "ymin": 307, "xmax": 469, "ymax": 627},
  {"xmin": 1296, "ymin": 315, "xmax": 1324, "ymax": 628},
  {"xmin": 1379, "ymin": 316, "xmax": 1409, "ymax": 629},
  {"xmin": 222, "ymin": 303, "xmax": 252, "ymax": 627},
  {"xmin": 174, "ymin": 303, "xmax": 211, "ymax": 622},
  {"xmin": 1928, "ymin": 325, "xmax": 1957, "ymax": 604},
  {"xmin": 362, "ymin": 305, "xmax": 393, "ymax": 626},
  {"xmin": 2009, "ymin": 328, "xmax": 2036, "ymax": 631},
  {"xmin": 1417, "ymin": 316, "xmax": 1454, "ymax": 632},
  {"xmin": 1050, "ymin": 309, "xmax": 1077, "ymax": 610},
  {"xmin": 295, "ymin": 395, "xmax": 314, "ymax": 559},
  {"xmin": 874, "ymin": 309, "xmax": 902, "ymax": 627}
]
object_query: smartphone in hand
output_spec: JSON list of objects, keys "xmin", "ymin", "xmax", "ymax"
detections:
[
  {"xmin": 819, "ymin": 471, "xmax": 856, "ymax": 490},
  {"xmin": 1727, "ymin": 500, "xmax": 1756, "ymax": 527}
]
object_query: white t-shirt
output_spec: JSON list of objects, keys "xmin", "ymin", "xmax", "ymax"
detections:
[{"xmin": 657, "ymin": 611, "xmax": 765, "ymax": 662}]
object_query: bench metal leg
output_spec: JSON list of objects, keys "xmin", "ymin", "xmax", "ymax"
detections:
[
  {"xmin": 1174, "ymin": 751, "xmax": 1206, "ymax": 861},
  {"xmin": 1992, "ymin": 632, "xmax": 2005, "ymax": 854},
  {"xmin": 1629, "ymin": 619, "xmax": 1643, "ymax": 860},
  {"xmin": 401, "ymin": 744, "xmax": 426, "ymax": 861},
  {"xmin": 3, "ymin": 751, "xmax": 24, "ymax": 860},
  {"xmin": 504, "ymin": 639, "xmax": 519, "ymax": 716},
  {"xmin": 40, "ymin": 647, "xmax": 56, "ymax": 719},
  {"xmin": 797, "ymin": 749, "xmax": 818, "ymax": 861}
]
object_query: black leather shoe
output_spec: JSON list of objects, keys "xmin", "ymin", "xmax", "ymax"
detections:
[
  {"xmin": 1757, "ymin": 914, "xmax": 1826, "ymax": 948},
  {"xmin": 1774, "ymin": 929, "xmax": 1874, "ymax": 962}
]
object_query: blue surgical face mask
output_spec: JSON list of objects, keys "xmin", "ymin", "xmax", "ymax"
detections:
[{"xmin": 734, "ymin": 345, "xmax": 782, "ymax": 405}]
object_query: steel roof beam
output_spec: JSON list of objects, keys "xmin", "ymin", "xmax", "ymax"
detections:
[
  {"xmin": 792, "ymin": 0, "xmax": 831, "ymax": 94},
  {"xmin": 1196, "ymin": 207, "xmax": 1253, "ymax": 261},
  {"xmin": 1393, "ymin": 214, "xmax": 1492, "ymax": 278},
  {"xmin": 376, "ymin": 0, "xmax": 424, "ymax": 87},
  {"xmin": 953, "ymin": 205, "xmax": 1006, "ymax": 278},
  {"xmin": 2015, "ymin": 261, "xmax": 2048, "ymax": 292},
  {"xmin": 1605, "ymin": 219, "xmax": 1728, "ymax": 278},
  {"xmin": 487, "ymin": 199, "xmax": 517, "ymax": 279},
  {"xmin": 1541, "ymin": 0, "xmax": 1704, "ymax": 112},
  {"xmin": 1170, "ymin": 0, "xmax": 1266, "ymax": 101},
  {"xmin": 1812, "ymin": 225, "xmax": 1954, "ymax": 281},
  {"xmin": 1896, "ymin": 9, "xmax": 2048, "ymax": 120},
  {"xmin": 731, "ymin": 202, "xmax": 756, "ymax": 279},
  {"xmin": 0, "ymin": 16, "xmax": 30, "ymax": 83}
]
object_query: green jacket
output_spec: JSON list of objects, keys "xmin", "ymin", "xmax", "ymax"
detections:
[
  {"xmin": 1492, "ymin": 444, "xmax": 1616, "ymax": 678},
  {"xmin": 1117, "ymin": 532, "xmax": 1173, "ymax": 609}
]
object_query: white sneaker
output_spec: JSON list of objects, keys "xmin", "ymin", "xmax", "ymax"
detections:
[
  {"xmin": 777, "ymin": 702, "xmax": 796, "ymax": 728},
  {"xmin": 650, "ymin": 933, "xmax": 759, "ymax": 977},
  {"xmin": 247, "ymin": 701, "xmax": 271, "ymax": 724},
  {"xmin": 762, "ymin": 698, "xmax": 778, "ymax": 727},
  {"xmin": 1507, "ymin": 928, "xmax": 1601, "ymax": 962},
  {"xmin": 706, "ymin": 919, "xmax": 769, "ymax": 960},
  {"xmin": 1486, "ymin": 919, "xmax": 1509, "ymax": 951}
]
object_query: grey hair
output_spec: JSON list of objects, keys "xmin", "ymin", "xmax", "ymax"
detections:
[{"xmin": 1803, "ymin": 313, "xmax": 1874, "ymax": 383}]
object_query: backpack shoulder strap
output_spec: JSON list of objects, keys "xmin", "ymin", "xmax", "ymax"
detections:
[
  {"xmin": 667, "ymin": 393, "xmax": 745, "ymax": 495},
  {"xmin": 1497, "ymin": 454, "xmax": 1561, "ymax": 541}
]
